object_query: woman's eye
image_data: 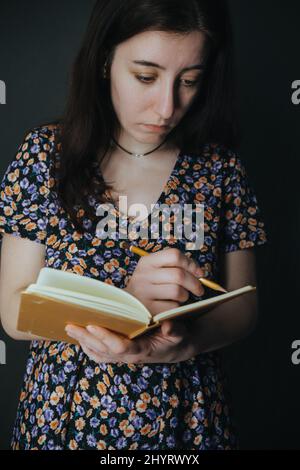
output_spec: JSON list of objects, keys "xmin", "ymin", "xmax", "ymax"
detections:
[
  {"xmin": 182, "ymin": 79, "xmax": 199, "ymax": 88},
  {"xmin": 135, "ymin": 75, "xmax": 200, "ymax": 88},
  {"xmin": 135, "ymin": 75, "xmax": 155, "ymax": 84}
]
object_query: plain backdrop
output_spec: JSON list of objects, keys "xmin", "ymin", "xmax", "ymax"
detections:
[{"xmin": 0, "ymin": 0, "xmax": 299, "ymax": 450}]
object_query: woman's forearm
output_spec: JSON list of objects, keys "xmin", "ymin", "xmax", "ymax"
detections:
[{"xmin": 192, "ymin": 292, "xmax": 258, "ymax": 354}]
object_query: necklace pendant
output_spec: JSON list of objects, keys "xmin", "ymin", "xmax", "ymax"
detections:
[{"xmin": 133, "ymin": 153, "xmax": 144, "ymax": 158}]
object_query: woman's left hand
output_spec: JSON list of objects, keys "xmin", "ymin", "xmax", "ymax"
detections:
[{"xmin": 65, "ymin": 319, "xmax": 199, "ymax": 364}]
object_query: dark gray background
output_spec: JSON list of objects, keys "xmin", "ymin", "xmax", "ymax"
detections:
[{"xmin": 0, "ymin": 0, "xmax": 299, "ymax": 450}]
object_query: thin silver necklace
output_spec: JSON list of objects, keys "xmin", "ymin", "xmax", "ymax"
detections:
[{"xmin": 111, "ymin": 135, "xmax": 169, "ymax": 158}]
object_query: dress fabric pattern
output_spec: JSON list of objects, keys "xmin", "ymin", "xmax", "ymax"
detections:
[{"xmin": 0, "ymin": 126, "xmax": 267, "ymax": 450}]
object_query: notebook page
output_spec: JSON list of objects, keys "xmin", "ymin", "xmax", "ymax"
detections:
[
  {"xmin": 26, "ymin": 285, "xmax": 147, "ymax": 321},
  {"xmin": 36, "ymin": 267, "xmax": 150, "ymax": 318}
]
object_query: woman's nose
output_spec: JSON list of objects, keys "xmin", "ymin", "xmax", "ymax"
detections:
[{"xmin": 154, "ymin": 82, "xmax": 178, "ymax": 121}]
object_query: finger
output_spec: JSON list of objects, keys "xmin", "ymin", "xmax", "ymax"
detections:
[
  {"xmin": 149, "ymin": 300, "xmax": 180, "ymax": 316},
  {"xmin": 144, "ymin": 248, "xmax": 204, "ymax": 276},
  {"xmin": 80, "ymin": 331, "xmax": 108, "ymax": 354},
  {"xmin": 86, "ymin": 325, "xmax": 142, "ymax": 356},
  {"xmin": 80, "ymin": 342, "xmax": 108, "ymax": 363},
  {"xmin": 65, "ymin": 325, "xmax": 97, "ymax": 344},
  {"xmin": 142, "ymin": 282, "xmax": 188, "ymax": 303},
  {"xmin": 65, "ymin": 325, "xmax": 109, "ymax": 354},
  {"xmin": 149, "ymin": 267, "xmax": 204, "ymax": 297}
]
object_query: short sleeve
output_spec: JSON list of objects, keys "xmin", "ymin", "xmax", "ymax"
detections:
[
  {"xmin": 219, "ymin": 152, "xmax": 268, "ymax": 253},
  {"xmin": 0, "ymin": 128, "xmax": 52, "ymax": 245}
]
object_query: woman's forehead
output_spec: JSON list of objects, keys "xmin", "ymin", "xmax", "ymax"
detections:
[{"xmin": 115, "ymin": 30, "xmax": 206, "ymax": 65}]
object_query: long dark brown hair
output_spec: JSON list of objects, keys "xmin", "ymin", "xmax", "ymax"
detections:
[{"xmin": 43, "ymin": 0, "xmax": 238, "ymax": 233}]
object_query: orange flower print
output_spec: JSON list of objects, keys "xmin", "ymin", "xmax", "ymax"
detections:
[
  {"xmin": 73, "ymin": 265, "xmax": 84, "ymax": 275},
  {"xmin": 37, "ymin": 416, "xmax": 45, "ymax": 428},
  {"xmin": 68, "ymin": 243, "xmax": 78, "ymax": 254},
  {"xmin": 124, "ymin": 425, "xmax": 135, "ymax": 437},
  {"xmin": 91, "ymin": 238, "xmax": 102, "ymax": 247},
  {"xmin": 97, "ymin": 440, "xmax": 107, "ymax": 450},
  {"xmin": 90, "ymin": 267, "xmax": 99, "ymax": 277},
  {"xmin": 50, "ymin": 419, "xmax": 59, "ymax": 430},
  {"xmin": 73, "ymin": 391, "xmax": 82, "ymax": 405},
  {"xmin": 75, "ymin": 418, "xmax": 86, "ymax": 431},
  {"xmin": 239, "ymin": 240, "xmax": 247, "ymax": 249},
  {"xmin": 13, "ymin": 182, "xmax": 20, "ymax": 195},
  {"xmin": 117, "ymin": 407, "xmax": 126, "ymax": 414},
  {"xmin": 104, "ymin": 261, "xmax": 116, "ymax": 273},
  {"xmin": 168, "ymin": 179, "xmax": 179, "ymax": 190},
  {"xmin": 235, "ymin": 213, "xmax": 243, "ymax": 224},
  {"xmin": 129, "ymin": 442, "xmax": 139, "ymax": 450},
  {"xmin": 79, "ymin": 258, "xmax": 87, "ymax": 269},
  {"xmin": 119, "ymin": 419, "xmax": 129, "ymax": 430},
  {"xmin": 90, "ymin": 396, "xmax": 100, "ymax": 409},
  {"xmin": 68, "ymin": 439, "xmax": 78, "ymax": 450},
  {"xmin": 129, "ymin": 410, "xmax": 137, "ymax": 421},
  {"xmin": 38, "ymin": 151, "xmax": 47, "ymax": 161},
  {"xmin": 169, "ymin": 394, "xmax": 179, "ymax": 408},
  {"xmin": 4, "ymin": 206, "xmax": 13, "ymax": 217},
  {"xmin": 103, "ymin": 374, "xmax": 111, "ymax": 387},
  {"xmin": 7, "ymin": 169, "xmax": 19, "ymax": 183},
  {"xmin": 46, "ymin": 234, "xmax": 57, "ymax": 246},
  {"xmin": 55, "ymin": 386, "xmax": 64, "ymax": 398},
  {"xmin": 119, "ymin": 384, "xmax": 128, "ymax": 395},
  {"xmin": 166, "ymin": 193, "xmax": 179, "ymax": 204},
  {"xmin": 37, "ymin": 435, "xmax": 46, "ymax": 446},
  {"xmin": 248, "ymin": 206, "xmax": 257, "ymax": 216},
  {"xmin": 50, "ymin": 216, "xmax": 59, "ymax": 227},
  {"xmin": 100, "ymin": 424, "xmax": 108, "ymax": 435},
  {"xmin": 194, "ymin": 434, "xmax": 203, "ymax": 446},
  {"xmin": 234, "ymin": 197, "xmax": 241, "ymax": 207},
  {"xmin": 49, "ymin": 392, "xmax": 59, "ymax": 406},
  {"xmin": 140, "ymin": 424, "xmax": 151, "ymax": 435},
  {"xmin": 195, "ymin": 192, "xmax": 205, "ymax": 202},
  {"xmin": 140, "ymin": 392, "xmax": 151, "ymax": 403},
  {"xmin": 213, "ymin": 187, "xmax": 222, "ymax": 198},
  {"xmin": 79, "ymin": 378, "xmax": 89, "ymax": 391},
  {"xmin": 136, "ymin": 400, "xmax": 147, "ymax": 412}
]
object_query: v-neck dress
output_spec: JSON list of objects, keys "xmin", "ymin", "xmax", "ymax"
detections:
[{"xmin": 0, "ymin": 125, "xmax": 267, "ymax": 450}]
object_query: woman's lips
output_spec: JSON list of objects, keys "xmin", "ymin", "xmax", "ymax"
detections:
[{"xmin": 141, "ymin": 124, "xmax": 169, "ymax": 132}]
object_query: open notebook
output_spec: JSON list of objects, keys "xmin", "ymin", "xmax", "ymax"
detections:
[{"xmin": 17, "ymin": 267, "xmax": 256, "ymax": 343}]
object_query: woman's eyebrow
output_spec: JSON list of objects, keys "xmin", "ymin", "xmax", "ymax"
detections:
[{"xmin": 131, "ymin": 60, "xmax": 204, "ymax": 72}]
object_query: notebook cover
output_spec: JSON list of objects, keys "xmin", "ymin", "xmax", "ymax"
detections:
[{"xmin": 17, "ymin": 291, "xmax": 149, "ymax": 344}]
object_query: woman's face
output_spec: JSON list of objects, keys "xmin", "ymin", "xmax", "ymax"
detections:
[{"xmin": 109, "ymin": 30, "xmax": 207, "ymax": 150}]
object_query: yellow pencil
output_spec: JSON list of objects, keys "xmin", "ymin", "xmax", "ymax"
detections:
[{"xmin": 122, "ymin": 242, "xmax": 227, "ymax": 293}]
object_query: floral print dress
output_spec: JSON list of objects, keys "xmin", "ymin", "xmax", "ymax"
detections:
[{"xmin": 0, "ymin": 125, "xmax": 267, "ymax": 450}]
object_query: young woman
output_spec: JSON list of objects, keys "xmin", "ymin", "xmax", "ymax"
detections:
[{"xmin": 0, "ymin": 0, "xmax": 267, "ymax": 450}]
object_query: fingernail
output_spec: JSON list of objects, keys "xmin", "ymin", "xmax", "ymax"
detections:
[
  {"xmin": 86, "ymin": 325, "xmax": 96, "ymax": 333},
  {"xmin": 65, "ymin": 326, "xmax": 74, "ymax": 336}
]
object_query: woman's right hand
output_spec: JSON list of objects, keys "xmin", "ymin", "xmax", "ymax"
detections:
[{"xmin": 124, "ymin": 248, "xmax": 205, "ymax": 316}]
